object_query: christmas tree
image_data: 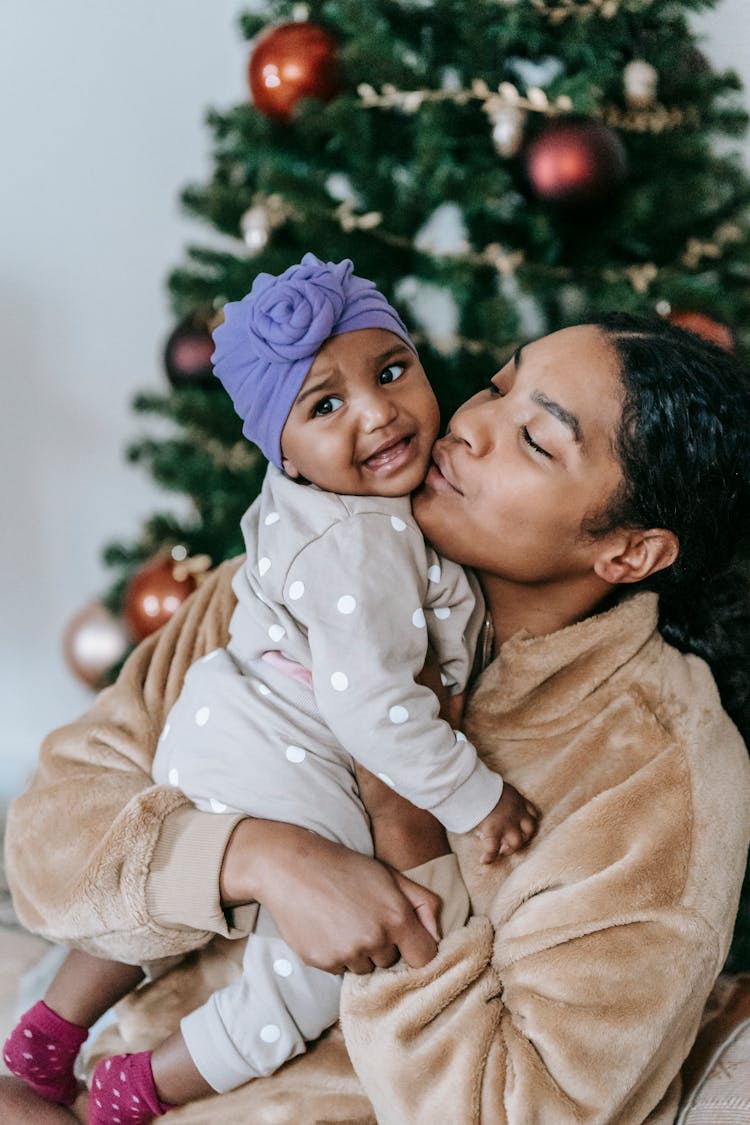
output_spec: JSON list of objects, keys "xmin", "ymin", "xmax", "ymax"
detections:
[{"xmin": 81, "ymin": 0, "xmax": 750, "ymax": 961}]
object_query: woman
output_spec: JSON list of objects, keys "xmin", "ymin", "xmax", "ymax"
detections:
[{"xmin": 3, "ymin": 313, "xmax": 750, "ymax": 1124}]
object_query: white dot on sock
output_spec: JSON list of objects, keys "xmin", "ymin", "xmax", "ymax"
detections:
[
  {"xmin": 23, "ymin": 1053, "xmax": 32, "ymax": 1060},
  {"xmin": 23, "ymin": 1029, "xmax": 32, "ymax": 1038},
  {"xmin": 273, "ymin": 958, "xmax": 294, "ymax": 977},
  {"xmin": 120, "ymin": 1071, "xmax": 127, "ymax": 1082},
  {"xmin": 260, "ymin": 1024, "xmax": 281, "ymax": 1043}
]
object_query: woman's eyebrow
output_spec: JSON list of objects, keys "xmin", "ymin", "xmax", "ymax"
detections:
[{"xmin": 530, "ymin": 390, "xmax": 582, "ymax": 443}]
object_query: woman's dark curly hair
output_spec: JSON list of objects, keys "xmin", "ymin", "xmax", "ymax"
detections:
[{"xmin": 583, "ymin": 312, "xmax": 750, "ymax": 746}]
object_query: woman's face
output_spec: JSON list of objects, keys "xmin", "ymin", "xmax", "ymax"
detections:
[{"xmin": 412, "ymin": 325, "xmax": 625, "ymax": 583}]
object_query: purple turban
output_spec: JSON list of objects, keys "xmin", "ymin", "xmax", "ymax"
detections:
[{"xmin": 212, "ymin": 253, "xmax": 416, "ymax": 469}]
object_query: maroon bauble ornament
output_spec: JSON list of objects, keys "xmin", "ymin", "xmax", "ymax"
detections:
[
  {"xmin": 668, "ymin": 309, "xmax": 734, "ymax": 352},
  {"xmin": 164, "ymin": 313, "xmax": 216, "ymax": 389},
  {"xmin": 124, "ymin": 555, "xmax": 198, "ymax": 642},
  {"xmin": 248, "ymin": 21, "xmax": 340, "ymax": 121},
  {"xmin": 525, "ymin": 116, "xmax": 628, "ymax": 207},
  {"xmin": 63, "ymin": 601, "xmax": 130, "ymax": 689}
]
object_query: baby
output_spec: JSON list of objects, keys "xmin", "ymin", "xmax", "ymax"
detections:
[{"xmin": 4, "ymin": 255, "xmax": 537, "ymax": 1121}]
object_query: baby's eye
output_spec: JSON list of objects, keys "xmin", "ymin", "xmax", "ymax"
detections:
[
  {"xmin": 313, "ymin": 395, "xmax": 344, "ymax": 417},
  {"xmin": 379, "ymin": 362, "xmax": 405, "ymax": 385}
]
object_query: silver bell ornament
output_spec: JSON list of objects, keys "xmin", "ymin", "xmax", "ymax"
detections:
[
  {"xmin": 624, "ymin": 60, "xmax": 658, "ymax": 109},
  {"xmin": 240, "ymin": 203, "xmax": 272, "ymax": 255},
  {"xmin": 490, "ymin": 104, "xmax": 527, "ymax": 158}
]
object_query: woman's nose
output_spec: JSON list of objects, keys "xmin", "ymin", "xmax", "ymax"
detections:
[{"xmin": 447, "ymin": 396, "xmax": 493, "ymax": 454}]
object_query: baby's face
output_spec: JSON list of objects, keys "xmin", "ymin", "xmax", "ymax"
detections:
[{"xmin": 280, "ymin": 328, "xmax": 440, "ymax": 497}]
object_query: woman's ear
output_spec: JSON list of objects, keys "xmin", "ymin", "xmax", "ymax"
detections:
[{"xmin": 594, "ymin": 529, "xmax": 680, "ymax": 586}]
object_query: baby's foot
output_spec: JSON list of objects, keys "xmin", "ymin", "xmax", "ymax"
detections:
[
  {"xmin": 2, "ymin": 1000, "xmax": 87, "ymax": 1105},
  {"xmin": 89, "ymin": 1052, "xmax": 173, "ymax": 1124}
]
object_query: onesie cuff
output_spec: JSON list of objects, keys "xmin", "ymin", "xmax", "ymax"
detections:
[
  {"xmin": 429, "ymin": 761, "xmax": 504, "ymax": 834},
  {"xmin": 146, "ymin": 806, "xmax": 246, "ymax": 936}
]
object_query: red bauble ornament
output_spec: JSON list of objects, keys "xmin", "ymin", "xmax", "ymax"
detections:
[
  {"xmin": 63, "ymin": 601, "xmax": 130, "ymax": 689},
  {"xmin": 668, "ymin": 309, "xmax": 734, "ymax": 352},
  {"xmin": 525, "ymin": 116, "xmax": 628, "ymax": 207},
  {"xmin": 124, "ymin": 555, "xmax": 198, "ymax": 642},
  {"xmin": 248, "ymin": 21, "xmax": 340, "ymax": 121},
  {"xmin": 164, "ymin": 313, "xmax": 216, "ymax": 390}
]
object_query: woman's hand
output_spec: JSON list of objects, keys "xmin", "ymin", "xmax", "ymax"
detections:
[{"xmin": 220, "ymin": 818, "xmax": 441, "ymax": 973}]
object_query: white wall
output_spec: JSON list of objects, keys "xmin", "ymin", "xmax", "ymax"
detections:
[{"xmin": 1, "ymin": 1, "xmax": 749, "ymax": 797}]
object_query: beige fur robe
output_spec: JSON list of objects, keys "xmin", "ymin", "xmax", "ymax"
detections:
[{"xmin": 6, "ymin": 559, "xmax": 750, "ymax": 1124}]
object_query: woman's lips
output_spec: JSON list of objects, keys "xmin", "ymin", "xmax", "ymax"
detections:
[
  {"xmin": 427, "ymin": 450, "xmax": 462, "ymax": 494},
  {"xmin": 363, "ymin": 436, "xmax": 415, "ymax": 473}
]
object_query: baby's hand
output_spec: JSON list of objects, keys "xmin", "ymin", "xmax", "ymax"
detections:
[{"xmin": 475, "ymin": 785, "xmax": 538, "ymax": 864}]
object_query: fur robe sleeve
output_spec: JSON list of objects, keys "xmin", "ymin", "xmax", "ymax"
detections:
[{"xmin": 6, "ymin": 559, "xmax": 246, "ymax": 963}]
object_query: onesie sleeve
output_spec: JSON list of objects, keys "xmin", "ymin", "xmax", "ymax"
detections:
[
  {"xmin": 422, "ymin": 549, "xmax": 485, "ymax": 694},
  {"xmin": 285, "ymin": 513, "xmax": 503, "ymax": 833}
]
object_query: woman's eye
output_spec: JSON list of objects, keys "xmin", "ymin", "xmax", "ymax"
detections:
[
  {"xmin": 313, "ymin": 395, "xmax": 344, "ymax": 417},
  {"xmin": 522, "ymin": 426, "xmax": 552, "ymax": 458},
  {"xmin": 379, "ymin": 362, "xmax": 405, "ymax": 385}
]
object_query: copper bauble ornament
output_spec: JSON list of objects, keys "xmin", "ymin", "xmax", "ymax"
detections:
[
  {"xmin": 124, "ymin": 555, "xmax": 198, "ymax": 642},
  {"xmin": 525, "ymin": 116, "xmax": 628, "ymax": 207},
  {"xmin": 248, "ymin": 21, "xmax": 340, "ymax": 121},
  {"xmin": 63, "ymin": 601, "xmax": 130, "ymax": 689},
  {"xmin": 164, "ymin": 313, "xmax": 216, "ymax": 389},
  {"xmin": 667, "ymin": 309, "xmax": 734, "ymax": 352}
]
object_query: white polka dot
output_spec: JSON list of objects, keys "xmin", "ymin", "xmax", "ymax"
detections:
[
  {"xmin": 113, "ymin": 1088, "xmax": 121, "ymax": 1097},
  {"xmin": 23, "ymin": 1052, "xmax": 32, "ymax": 1060},
  {"xmin": 285, "ymin": 745, "xmax": 306, "ymax": 763},
  {"xmin": 159, "ymin": 722, "xmax": 171, "ymax": 743},
  {"xmin": 106, "ymin": 1061, "xmax": 112, "ymax": 1070},
  {"xmin": 331, "ymin": 671, "xmax": 349, "ymax": 691},
  {"xmin": 411, "ymin": 608, "xmax": 426, "ymax": 628},
  {"xmin": 120, "ymin": 1071, "xmax": 127, "ymax": 1083},
  {"xmin": 168, "ymin": 768, "xmax": 180, "ymax": 787},
  {"xmin": 260, "ymin": 1024, "xmax": 281, "ymax": 1043},
  {"xmin": 47, "ymin": 1045, "xmax": 56, "ymax": 1052},
  {"xmin": 256, "ymin": 682, "xmax": 272, "ymax": 696},
  {"xmin": 273, "ymin": 958, "xmax": 294, "ymax": 977},
  {"xmin": 434, "ymin": 606, "xmax": 451, "ymax": 620},
  {"xmin": 96, "ymin": 1100, "xmax": 102, "ymax": 1109},
  {"xmin": 195, "ymin": 706, "xmax": 210, "ymax": 726},
  {"xmin": 143, "ymin": 595, "xmax": 160, "ymax": 618},
  {"xmin": 23, "ymin": 1029, "xmax": 32, "ymax": 1038},
  {"xmin": 265, "ymin": 511, "xmax": 280, "ymax": 526},
  {"xmin": 200, "ymin": 649, "xmax": 220, "ymax": 663},
  {"xmin": 427, "ymin": 564, "xmax": 442, "ymax": 582},
  {"xmin": 337, "ymin": 595, "xmax": 357, "ymax": 615},
  {"xmin": 378, "ymin": 773, "xmax": 395, "ymax": 787},
  {"xmin": 288, "ymin": 580, "xmax": 305, "ymax": 600},
  {"xmin": 440, "ymin": 671, "xmax": 450, "ymax": 687},
  {"xmin": 389, "ymin": 705, "xmax": 409, "ymax": 724},
  {"xmin": 132, "ymin": 1095, "xmax": 140, "ymax": 1104},
  {"xmin": 268, "ymin": 624, "xmax": 286, "ymax": 643},
  {"xmin": 96, "ymin": 1078, "xmax": 102, "ymax": 1088},
  {"xmin": 454, "ymin": 730, "xmax": 467, "ymax": 742},
  {"xmin": 210, "ymin": 798, "xmax": 228, "ymax": 813},
  {"xmin": 390, "ymin": 516, "xmax": 407, "ymax": 532},
  {"xmin": 258, "ymin": 557, "xmax": 271, "ymax": 576}
]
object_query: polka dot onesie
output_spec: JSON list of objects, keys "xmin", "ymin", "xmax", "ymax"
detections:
[{"xmin": 151, "ymin": 464, "xmax": 502, "ymax": 1093}]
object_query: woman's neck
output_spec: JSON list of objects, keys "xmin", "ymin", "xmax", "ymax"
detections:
[{"xmin": 479, "ymin": 571, "xmax": 615, "ymax": 647}]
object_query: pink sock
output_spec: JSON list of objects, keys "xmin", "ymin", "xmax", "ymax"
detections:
[
  {"xmin": 88, "ymin": 1052, "xmax": 173, "ymax": 1124},
  {"xmin": 2, "ymin": 999, "xmax": 88, "ymax": 1105}
]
